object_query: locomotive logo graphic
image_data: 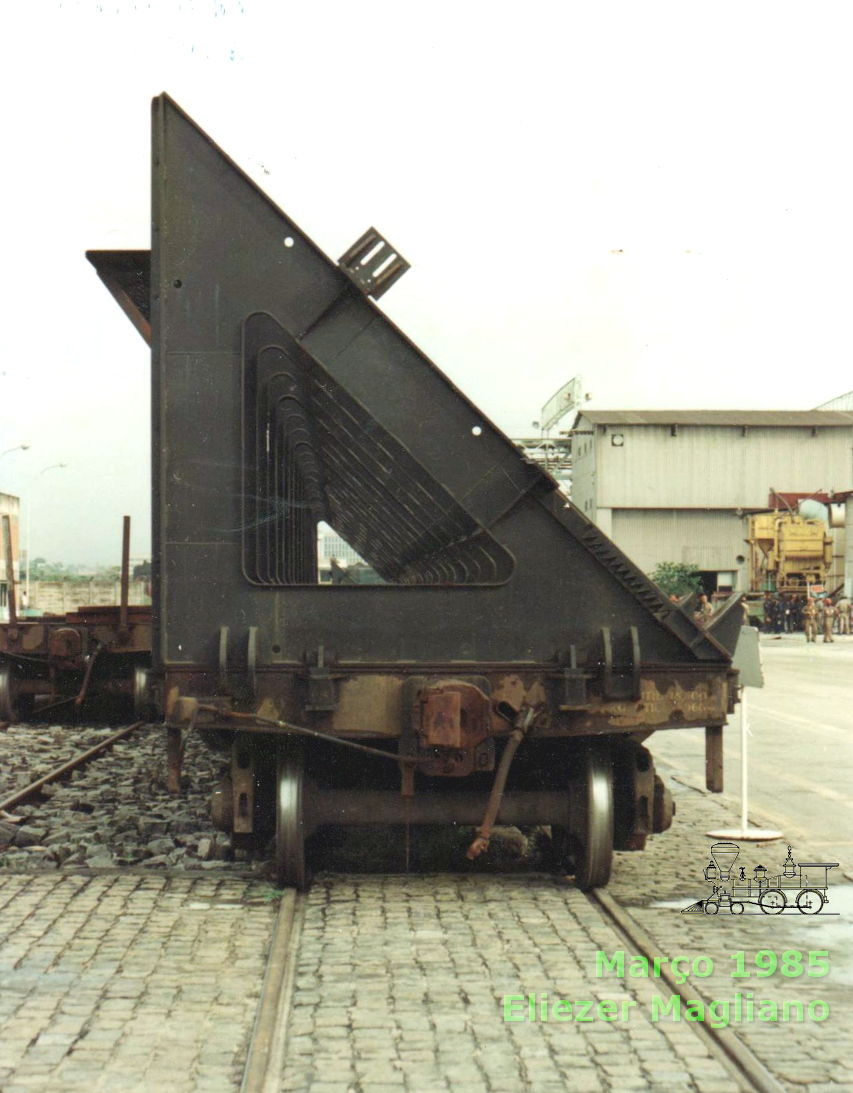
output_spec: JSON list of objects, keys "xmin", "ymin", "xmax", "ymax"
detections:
[{"xmin": 682, "ymin": 842, "xmax": 838, "ymax": 915}]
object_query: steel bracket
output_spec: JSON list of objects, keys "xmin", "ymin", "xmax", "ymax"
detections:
[
  {"xmin": 599, "ymin": 626, "xmax": 641, "ymax": 701},
  {"xmin": 303, "ymin": 644, "xmax": 338, "ymax": 712},
  {"xmin": 613, "ymin": 740, "xmax": 656, "ymax": 851},
  {"xmin": 338, "ymin": 227, "xmax": 409, "ymax": 299},
  {"xmin": 231, "ymin": 732, "xmax": 256, "ymax": 834},
  {"xmin": 400, "ymin": 675, "xmax": 495, "ymax": 779},
  {"xmin": 557, "ymin": 645, "xmax": 589, "ymax": 709}
]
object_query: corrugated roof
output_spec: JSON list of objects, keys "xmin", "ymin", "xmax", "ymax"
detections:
[{"xmin": 576, "ymin": 410, "xmax": 853, "ymax": 427}]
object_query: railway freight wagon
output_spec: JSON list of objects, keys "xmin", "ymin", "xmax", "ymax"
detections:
[{"xmin": 87, "ymin": 95, "xmax": 741, "ymax": 889}]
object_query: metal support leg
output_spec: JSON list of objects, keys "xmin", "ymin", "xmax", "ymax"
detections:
[
  {"xmin": 705, "ymin": 725, "xmax": 723, "ymax": 792},
  {"xmin": 232, "ymin": 732, "xmax": 256, "ymax": 834},
  {"xmin": 166, "ymin": 727, "xmax": 184, "ymax": 793}
]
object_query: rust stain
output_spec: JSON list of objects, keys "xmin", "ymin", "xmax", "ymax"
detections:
[{"xmin": 590, "ymin": 677, "xmax": 727, "ymax": 728}]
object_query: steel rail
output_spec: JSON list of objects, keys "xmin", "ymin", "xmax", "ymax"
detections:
[
  {"xmin": 240, "ymin": 889, "xmax": 304, "ymax": 1093},
  {"xmin": 589, "ymin": 887, "xmax": 788, "ymax": 1093},
  {"xmin": 0, "ymin": 721, "xmax": 146, "ymax": 814},
  {"xmin": 240, "ymin": 872, "xmax": 786, "ymax": 1093}
]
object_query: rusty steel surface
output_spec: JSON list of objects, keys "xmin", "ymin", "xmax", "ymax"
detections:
[
  {"xmin": 0, "ymin": 615, "xmax": 151, "ymax": 656},
  {"xmin": 415, "ymin": 680, "xmax": 492, "ymax": 749}
]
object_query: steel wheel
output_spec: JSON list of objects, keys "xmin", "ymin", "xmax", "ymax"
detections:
[
  {"xmin": 275, "ymin": 749, "xmax": 306, "ymax": 890},
  {"xmin": 730, "ymin": 902, "xmax": 744, "ymax": 915},
  {"xmin": 704, "ymin": 900, "xmax": 719, "ymax": 915},
  {"xmin": 0, "ymin": 662, "xmax": 32, "ymax": 722},
  {"xmin": 132, "ymin": 665, "xmax": 152, "ymax": 719},
  {"xmin": 796, "ymin": 889, "xmax": 824, "ymax": 914},
  {"xmin": 0, "ymin": 663, "xmax": 15, "ymax": 721},
  {"xmin": 569, "ymin": 740, "xmax": 614, "ymax": 891},
  {"xmin": 759, "ymin": 888, "xmax": 786, "ymax": 914}
]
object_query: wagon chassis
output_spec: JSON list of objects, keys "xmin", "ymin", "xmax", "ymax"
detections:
[{"xmin": 163, "ymin": 655, "xmax": 734, "ymax": 888}]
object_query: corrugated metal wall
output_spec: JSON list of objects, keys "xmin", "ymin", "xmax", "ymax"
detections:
[
  {"xmin": 570, "ymin": 429, "xmax": 597, "ymax": 518},
  {"xmin": 588, "ymin": 423, "xmax": 853, "ymax": 509},
  {"xmin": 610, "ymin": 509, "xmax": 749, "ymax": 582}
]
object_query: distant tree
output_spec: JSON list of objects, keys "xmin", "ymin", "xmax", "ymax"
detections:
[
  {"xmin": 31, "ymin": 559, "xmax": 70, "ymax": 580},
  {"xmin": 133, "ymin": 560, "xmax": 152, "ymax": 580},
  {"xmin": 650, "ymin": 561, "xmax": 703, "ymax": 598}
]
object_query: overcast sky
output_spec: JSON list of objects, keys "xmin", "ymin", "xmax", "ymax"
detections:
[{"xmin": 1, "ymin": 1, "xmax": 851, "ymax": 563}]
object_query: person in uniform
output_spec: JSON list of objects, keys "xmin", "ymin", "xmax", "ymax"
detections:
[
  {"xmin": 836, "ymin": 594, "xmax": 850, "ymax": 636},
  {"xmin": 822, "ymin": 597, "xmax": 836, "ymax": 643},
  {"xmin": 762, "ymin": 592, "xmax": 774, "ymax": 634},
  {"xmin": 774, "ymin": 595, "xmax": 785, "ymax": 634},
  {"xmin": 803, "ymin": 597, "xmax": 817, "ymax": 643},
  {"xmin": 693, "ymin": 594, "xmax": 714, "ymax": 626}
]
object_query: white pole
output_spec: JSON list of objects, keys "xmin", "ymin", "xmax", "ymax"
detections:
[
  {"xmin": 25, "ymin": 499, "xmax": 31, "ymax": 604},
  {"xmin": 707, "ymin": 672, "xmax": 782, "ymax": 841},
  {"xmin": 740, "ymin": 687, "xmax": 748, "ymax": 833}
]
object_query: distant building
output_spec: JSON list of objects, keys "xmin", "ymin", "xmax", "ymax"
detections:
[
  {"xmin": 317, "ymin": 527, "xmax": 365, "ymax": 569},
  {"xmin": 0, "ymin": 493, "xmax": 21, "ymax": 621},
  {"xmin": 570, "ymin": 410, "xmax": 853, "ymax": 593}
]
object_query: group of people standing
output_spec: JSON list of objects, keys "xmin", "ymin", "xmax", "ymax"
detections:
[{"xmin": 764, "ymin": 592, "xmax": 852, "ymax": 643}]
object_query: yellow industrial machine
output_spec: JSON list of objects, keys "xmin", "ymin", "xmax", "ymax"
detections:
[{"xmin": 747, "ymin": 512, "xmax": 833, "ymax": 594}]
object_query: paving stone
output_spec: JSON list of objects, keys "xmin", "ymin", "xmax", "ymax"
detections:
[
  {"xmin": 277, "ymin": 874, "xmax": 755, "ymax": 1093},
  {"xmin": 0, "ymin": 874, "xmax": 276, "ymax": 1091}
]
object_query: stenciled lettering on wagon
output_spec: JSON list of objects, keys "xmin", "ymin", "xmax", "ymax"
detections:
[{"xmin": 594, "ymin": 678, "xmax": 727, "ymax": 728}]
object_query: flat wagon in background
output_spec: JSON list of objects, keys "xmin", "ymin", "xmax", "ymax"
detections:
[{"xmin": 0, "ymin": 516, "xmax": 152, "ymax": 723}]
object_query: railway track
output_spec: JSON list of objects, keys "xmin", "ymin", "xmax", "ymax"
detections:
[
  {"xmin": 240, "ymin": 879, "xmax": 788, "ymax": 1093},
  {"xmin": 240, "ymin": 889, "xmax": 305, "ymax": 1093},
  {"xmin": 589, "ymin": 889, "xmax": 788, "ymax": 1093},
  {"xmin": 0, "ymin": 720, "xmax": 146, "ymax": 815}
]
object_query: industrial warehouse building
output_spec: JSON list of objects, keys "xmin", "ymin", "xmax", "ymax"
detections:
[{"xmin": 570, "ymin": 410, "xmax": 853, "ymax": 594}]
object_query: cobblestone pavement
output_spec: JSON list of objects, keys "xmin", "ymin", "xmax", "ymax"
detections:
[
  {"xmin": 284, "ymin": 871, "xmax": 745, "ymax": 1093},
  {"xmin": 610, "ymin": 754, "xmax": 853, "ymax": 1092},
  {"xmin": 1, "ymin": 754, "xmax": 849, "ymax": 1091},
  {"xmin": 0, "ymin": 874, "xmax": 276, "ymax": 1092},
  {"xmin": 282, "ymin": 769, "xmax": 851, "ymax": 1092}
]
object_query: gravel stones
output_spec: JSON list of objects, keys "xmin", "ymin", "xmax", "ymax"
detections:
[
  {"xmin": 1, "ymin": 724, "xmax": 551, "ymax": 878},
  {"xmin": 0, "ymin": 723, "xmax": 258, "ymax": 874}
]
